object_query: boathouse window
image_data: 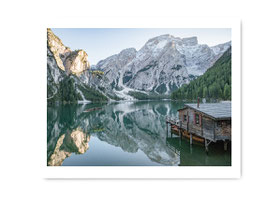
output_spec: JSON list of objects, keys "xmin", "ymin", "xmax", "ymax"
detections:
[{"xmin": 183, "ymin": 115, "xmax": 187, "ymax": 122}]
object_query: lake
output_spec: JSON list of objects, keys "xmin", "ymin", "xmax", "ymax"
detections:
[{"xmin": 47, "ymin": 101, "xmax": 231, "ymax": 166}]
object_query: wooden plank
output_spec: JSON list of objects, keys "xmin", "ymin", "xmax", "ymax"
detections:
[
  {"xmin": 213, "ymin": 121, "xmax": 216, "ymax": 141},
  {"xmin": 224, "ymin": 141, "xmax": 228, "ymax": 151},
  {"xmin": 201, "ymin": 114, "xmax": 204, "ymax": 136}
]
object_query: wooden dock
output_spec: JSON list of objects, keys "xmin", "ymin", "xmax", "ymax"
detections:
[
  {"xmin": 165, "ymin": 102, "xmax": 231, "ymax": 153},
  {"xmin": 166, "ymin": 117, "xmax": 213, "ymax": 153},
  {"xmin": 166, "ymin": 117, "xmax": 204, "ymax": 143}
]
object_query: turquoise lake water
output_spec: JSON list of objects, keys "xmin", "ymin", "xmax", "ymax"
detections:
[{"xmin": 47, "ymin": 101, "xmax": 231, "ymax": 166}]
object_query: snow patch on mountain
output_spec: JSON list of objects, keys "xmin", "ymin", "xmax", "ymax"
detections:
[
  {"xmin": 211, "ymin": 41, "xmax": 232, "ymax": 55},
  {"xmin": 48, "ymin": 27, "xmax": 231, "ymax": 101},
  {"xmin": 95, "ymin": 34, "xmax": 231, "ymax": 96}
]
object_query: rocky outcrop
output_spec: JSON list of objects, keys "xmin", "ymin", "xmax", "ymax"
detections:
[
  {"xmin": 47, "ymin": 28, "xmax": 71, "ymax": 71},
  {"xmin": 47, "ymin": 29, "xmax": 108, "ymax": 102},
  {"xmin": 64, "ymin": 50, "xmax": 90, "ymax": 75},
  {"xmin": 95, "ymin": 34, "xmax": 231, "ymax": 95},
  {"xmin": 47, "ymin": 28, "xmax": 90, "ymax": 75},
  {"xmin": 47, "ymin": 47, "xmax": 64, "ymax": 100}
]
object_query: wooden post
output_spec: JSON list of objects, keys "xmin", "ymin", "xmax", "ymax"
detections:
[
  {"xmin": 166, "ymin": 122, "xmax": 168, "ymax": 137},
  {"xmin": 224, "ymin": 141, "xmax": 228, "ymax": 151},
  {"xmin": 201, "ymin": 115, "xmax": 203, "ymax": 136},
  {"xmin": 213, "ymin": 121, "xmax": 216, "ymax": 141},
  {"xmin": 190, "ymin": 133, "xmax": 193, "ymax": 145},
  {"xmin": 168, "ymin": 123, "xmax": 171, "ymax": 137},
  {"xmin": 205, "ymin": 139, "xmax": 209, "ymax": 155},
  {"xmin": 187, "ymin": 114, "xmax": 189, "ymax": 132}
]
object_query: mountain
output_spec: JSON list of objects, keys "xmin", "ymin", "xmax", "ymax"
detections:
[
  {"xmin": 87, "ymin": 48, "xmax": 138, "ymax": 100},
  {"xmin": 95, "ymin": 34, "xmax": 231, "ymax": 97},
  {"xmin": 47, "ymin": 29, "xmax": 231, "ymax": 102},
  {"xmin": 47, "ymin": 28, "xmax": 108, "ymax": 103},
  {"xmin": 171, "ymin": 47, "xmax": 231, "ymax": 101}
]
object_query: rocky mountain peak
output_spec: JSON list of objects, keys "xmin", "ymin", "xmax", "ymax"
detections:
[
  {"xmin": 144, "ymin": 34, "xmax": 175, "ymax": 50},
  {"xmin": 146, "ymin": 34, "xmax": 175, "ymax": 42},
  {"xmin": 119, "ymin": 48, "xmax": 137, "ymax": 55},
  {"xmin": 97, "ymin": 48, "xmax": 137, "ymax": 70},
  {"xmin": 47, "ymin": 29, "xmax": 90, "ymax": 75},
  {"xmin": 118, "ymin": 48, "xmax": 137, "ymax": 62},
  {"xmin": 96, "ymin": 34, "xmax": 231, "ymax": 97},
  {"xmin": 211, "ymin": 41, "xmax": 231, "ymax": 55},
  {"xmin": 47, "ymin": 28, "xmax": 70, "ymax": 71},
  {"xmin": 181, "ymin": 36, "xmax": 198, "ymax": 46},
  {"xmin": 144, "ymin": 35, "xmax": 198, "ymax": 48}
]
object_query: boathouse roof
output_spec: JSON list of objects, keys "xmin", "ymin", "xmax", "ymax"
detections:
[{"xmin": 183, "ymin": 102, "xmax": 231, "ymax": 120}]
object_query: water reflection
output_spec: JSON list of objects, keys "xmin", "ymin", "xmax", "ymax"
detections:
[
  {"xmin": 48, "ymin": 128, "xmax": 90, "ymax": 166},
  {"xmin": 47, "ymin": 101, "xmax": 230, "ymax": 166},
  {"xmin": 166, "ymin": 137, "xmax": 231, "ymax": 166},
  {"xmin": 47, "ymin": 101, "xmax": 183, "ymax": 166}
]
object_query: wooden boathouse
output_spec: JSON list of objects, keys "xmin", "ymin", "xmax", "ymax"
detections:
[{"xmin": 166, "ymin": 101, "xmax": 231, "ymax": 153}]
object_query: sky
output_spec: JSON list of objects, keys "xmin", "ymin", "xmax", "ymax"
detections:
[{"xmin": 52, "ymin": 28, "xmax": 231, "ymax": 65}]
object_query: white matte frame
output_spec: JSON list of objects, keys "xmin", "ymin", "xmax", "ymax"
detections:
[{"xmin": 43, "ymin": 17, "xmax": 241, "ymax": 179}]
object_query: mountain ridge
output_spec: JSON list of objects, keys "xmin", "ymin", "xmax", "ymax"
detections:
[
  {"xmin": 47, "ymin": 29, "xmax": 231, "ymax": 102},
  {"xmin": 95, "ymin": 34, "xmax": 231, "ymax": 97}
]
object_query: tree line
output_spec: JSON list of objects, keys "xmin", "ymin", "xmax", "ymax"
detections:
[
  {"xmin": 48, "ymin": 75, "xmax": 108, "ymax": 104},
  {"xmin": 171, "ymin": 47, "xmax": 231, "ymax": 101}
]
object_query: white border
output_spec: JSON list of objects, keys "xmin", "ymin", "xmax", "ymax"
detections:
[{"xmin": 43, "ymin": 17, "xmax": 241, "ymax": 179}]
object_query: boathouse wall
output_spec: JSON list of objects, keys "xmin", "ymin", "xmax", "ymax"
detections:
[
  {"xmin": 215, "ymin": 120, "xmax": 231, "ymax": 140},
  {"xmin": 178, "ymin": 107, "xmax": 231, "ymax": 142},
  {"xmin": 201, "ymin": 116, "xmax": 215, "ymax": 140}
]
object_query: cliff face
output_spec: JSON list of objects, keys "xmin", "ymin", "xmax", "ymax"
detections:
[
  {"xmin": 64, "ymin": 50, "xmax": 90, "ymax": 75},
  {"xmin": 95, "ymin": 34, "xmax": 231, "ymax": 97},
  {"xmin": 47, "ymin": 28, "xmax": 90, "ymax": 75},
  {"xmin": 47, "ymin": 28, "xmax": 71, "ymax": 71},
  {"xmin": 47, "ymin": 29, "xmax": 108, "ymax": 103}
]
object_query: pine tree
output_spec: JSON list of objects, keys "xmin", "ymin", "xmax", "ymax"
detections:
[{"xmin": 171, "ymin": 47, "xmax": 231, "ymax": 101}]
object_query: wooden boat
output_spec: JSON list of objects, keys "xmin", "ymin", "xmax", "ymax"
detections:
[{"xmin": 83, "ymin": 107, "xmax": 102, "ymax": 113}]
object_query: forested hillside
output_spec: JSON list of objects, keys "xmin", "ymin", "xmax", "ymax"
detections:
[
  {"xmin": 171, "ymin": 47, "xmax": 231, "ymax": 101},
  {"xmin": 47, "ymin": 75, "xmax": 108, "ymax": 104},
  {"xmin": 47, "ymin": 28, "xmax": 109, "ymax": 104}
]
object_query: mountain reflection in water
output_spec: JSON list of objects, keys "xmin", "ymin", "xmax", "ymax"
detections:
[{"xmin": 47, "ymin": 101, "xmax": 230, "ymax": 166}]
